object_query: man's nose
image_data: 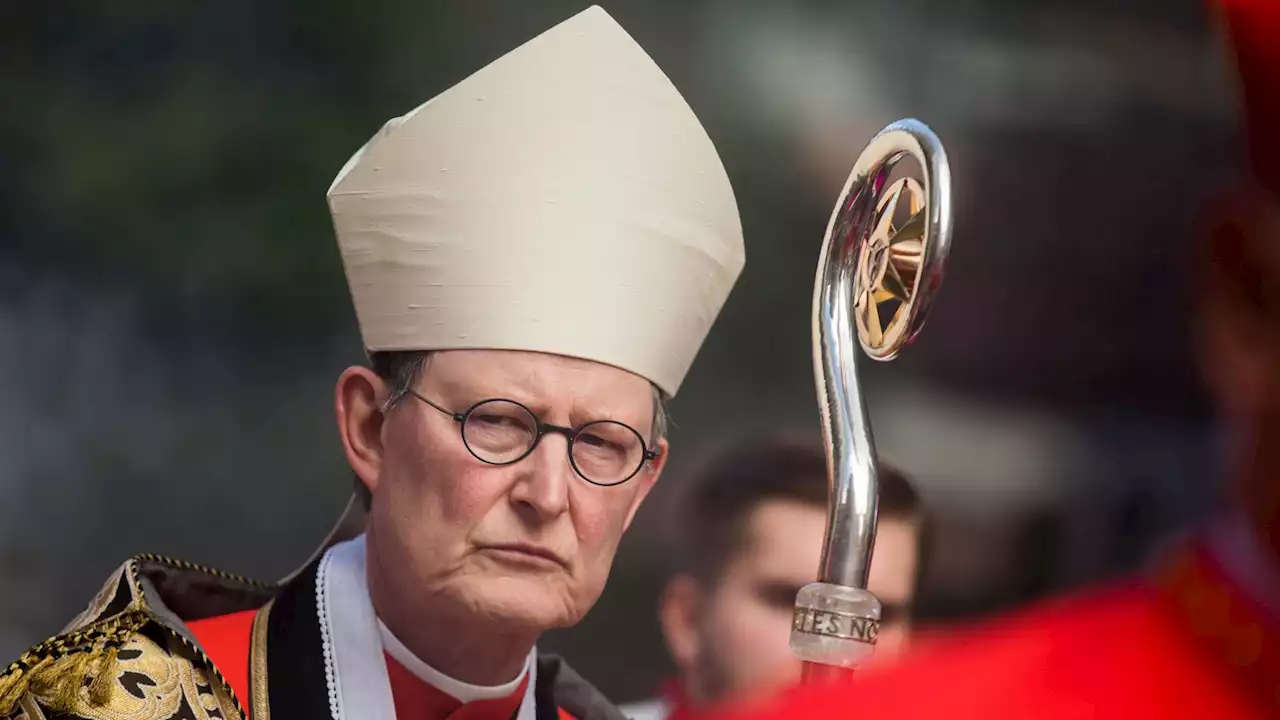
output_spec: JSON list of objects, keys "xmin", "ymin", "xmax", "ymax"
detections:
[{"xmin": 508, "ymin": 433, "xmax": 572, "ymax": 521}]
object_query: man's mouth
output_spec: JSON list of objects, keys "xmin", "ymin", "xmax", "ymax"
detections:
[{"xmin": 478, "ymin": 543, "xmax": 567, "ymax": 568}]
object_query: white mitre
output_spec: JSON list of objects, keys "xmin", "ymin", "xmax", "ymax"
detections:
[{"xmin": 326, "ymin": 5, "xmax": 744, "ymax": 398}]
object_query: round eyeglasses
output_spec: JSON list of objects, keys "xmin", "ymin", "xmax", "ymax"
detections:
[{"xmin": 406, "ymin": 390, "xmax": 658, "ymax": 487}]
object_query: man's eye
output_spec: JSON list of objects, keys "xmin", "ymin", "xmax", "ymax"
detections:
[{"xmin": 473, "ymin": 413, "xmax": 520, "ymax": 428}]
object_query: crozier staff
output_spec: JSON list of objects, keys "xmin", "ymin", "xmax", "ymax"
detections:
[{"xmin": 0, "ymin": 6, "xmax": 745, "ymax": 720}]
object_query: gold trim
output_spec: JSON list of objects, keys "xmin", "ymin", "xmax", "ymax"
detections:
[
  {"xmin": 134, "ymin": 553, "xmax": 271, "ymax": 590},
  {"xmin": 792, "ymin": 607, "xmax": 880, "ymax": 644},
  {"xmin": 0, "ymin": 610, "xmax": 148, "ymax": 716},
  {"xmin": 1, "ymin": 553, "xmax": 272, "ymax": 719},
  {"xmin": 18, "ymin": 693, "xmax": 48, "ymax": 720},
  {"xmin": 127, "ymin": 556, "xmax": 263, "ymax": 720},
  {"xmin": 249, "ymin": 599, "xmax": 274, "ymax": 720}
]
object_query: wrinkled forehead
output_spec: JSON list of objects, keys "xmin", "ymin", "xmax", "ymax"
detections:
[{"xmin": 424, "ymin": 349, "xmax": 656, "ymax": 417}]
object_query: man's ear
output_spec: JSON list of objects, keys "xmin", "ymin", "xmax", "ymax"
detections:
[
  {"xmin": 658, "ymin": 574, "xmax": 704, "ymax": 676},
  {"xmin": 622, "ymin": 437, "xmax": 668, "ymax": 532},
  {"xmin": 336, "ymin": 366, "xmax": 388, "ymax": 497}
]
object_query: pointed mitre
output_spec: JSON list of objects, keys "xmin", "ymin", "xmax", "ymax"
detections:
[{"xmin": 327, "ymin": 6, "xmax": 744, "ymax": 397}]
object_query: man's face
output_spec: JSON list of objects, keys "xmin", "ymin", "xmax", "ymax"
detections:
[
  {"xmin": 687, "ymin": 500, "xmax": 918, "ymax": 703},
  {"xmin": 365, "ymin": 349, "xmax": 664, "ymax": 632}
]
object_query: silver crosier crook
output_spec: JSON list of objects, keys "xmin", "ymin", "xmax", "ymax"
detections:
[{"xmin": 789, "ymin": 119, "xmax": 954, "ymax": 682}]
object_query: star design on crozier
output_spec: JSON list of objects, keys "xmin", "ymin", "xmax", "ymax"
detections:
[{"xmin": 855, "ymin": 176, "xmax": 927, "ymax": 353}]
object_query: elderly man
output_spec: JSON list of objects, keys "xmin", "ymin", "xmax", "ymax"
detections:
[
  {"xmin": 0, "ymin": 6, "xmax": 744, "ymax": 720},
  {"xmin": 623, "ymin": 437, "xmax": 925, "ymax": 720}
]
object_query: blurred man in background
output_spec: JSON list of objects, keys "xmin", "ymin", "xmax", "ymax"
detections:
[
  {"xmin": 623, "ymin": 436, "xmax": 925, "ymax": 720},
  {"xmin": 0, "ymin": 7, "xmax": 746, "ymax": 720},
  {"xmin": 705, "ymin": 1, "xmax": 1280, "ymax": 718}
]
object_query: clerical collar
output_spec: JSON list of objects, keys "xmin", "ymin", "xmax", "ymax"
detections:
[
  {"xmin": 378, "ymin": 618, "xmax": 533, "ymax": 703},
  {"xmin": 314, "ymin": 534, "xmax": 538, "ymax": 720}
]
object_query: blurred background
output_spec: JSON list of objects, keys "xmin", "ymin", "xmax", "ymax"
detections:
[{"xmin": 0, "ymin": 0, "xmax": 1249, "ymax": 703}]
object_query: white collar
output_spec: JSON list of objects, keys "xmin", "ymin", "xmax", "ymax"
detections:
[
  {"xmin": 316, "ymin": 534, "xmax": 539, "ymax": 720},
  {"xmin": 378, "ymin": 617, "xmax": 534, "ymax": 703}
]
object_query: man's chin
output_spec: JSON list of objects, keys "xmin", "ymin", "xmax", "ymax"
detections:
[{"xmin": 459, "ymin": 576, "xmax": 579, "ymax": 630}]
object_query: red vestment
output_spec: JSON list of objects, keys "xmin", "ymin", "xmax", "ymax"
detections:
[
  {"xmin": 708, "ymin": 543, "xmax": 1276, "ymax": 719},
  {"xmin": 187, "ymin": 609, "xmax": 575, "ymax": 720}
]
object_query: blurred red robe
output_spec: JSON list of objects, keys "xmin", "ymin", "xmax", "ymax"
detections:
[{"xmin": 714, "ymin": 534, "xmax": 1277, "ymax": 719}]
